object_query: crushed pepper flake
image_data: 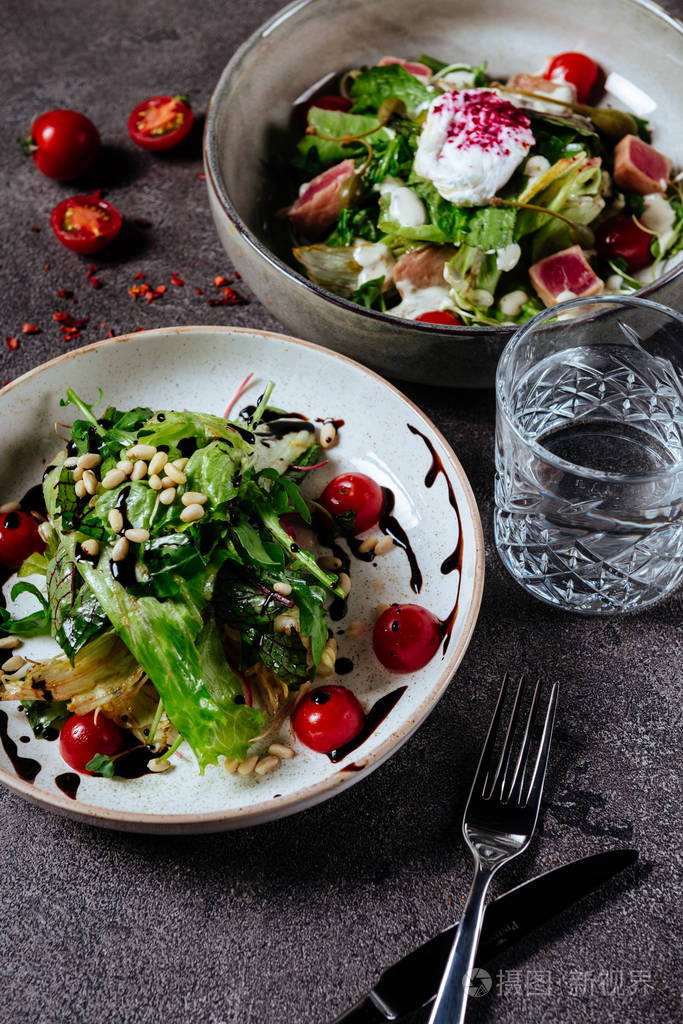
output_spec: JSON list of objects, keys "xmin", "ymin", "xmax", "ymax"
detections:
[
  {"xmin": 195, "ymin": 288, "xmax": 204, "ymax": 295},
  {"xmin": 196, "ymin": 172, "xmax": 206, "ymax": 181},
  {"xmin": 22, "ymin": 323, "xmax": 40, "ymax": 334},
  {"xmin": 29, "ymin": 225, "xmax": 41, "ymax": 232},
  {"xmin": 44, "ymin": 263, "xmax": 50, "ymax": 270},
  {"xmin": 213, "ymin": 275, "xmax": 228, "ymax": 287},
  {"xmin": 56, "ymin": 289, "xmax": 75, "ymax": 300},
  {"xmin": 171, "ymin": 272, "xmax": 184, "ymax": 286},
  {"xmin": 5, "ymin": 337, "xmax": 19, "ymax": 351}
]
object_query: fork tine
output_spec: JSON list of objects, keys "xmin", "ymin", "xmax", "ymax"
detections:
[
  {"xmin": 487, "ymin": 674, "xmax": 526, "ymax": 799},
  {"xmin": 470, "ymin": 672, "xmax": 511, "ymax": 797},
  {"xmin": 523, "ymin": 681, "xmax": 559, "ymax": 810},
  {"xmin": 505, "ymin": 678, "xmax": 541, "ymax": 804}
]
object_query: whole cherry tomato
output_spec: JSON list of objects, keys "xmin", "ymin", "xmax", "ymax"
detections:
[
  {"xmin": 292, "ymin": 685, "xmax": 365, "ymax": 753},
  {"xmin": 0, "ymin": 510, "xmax": 44, "ymax": 571},
  {"xmin": 23, "ymin": 109, "xmax": 100, "ymax": 180},
  {"xmin": 414, "ymin": 310, "xmax": 462, "ymax": 325},
  {"xmin": 543, "ymin": 52, "xmax": 601, "ymax": 105},
  {"xmin": 595, "ymin": 214, "xmax": 653, "ymax": 272},
  {"xmin": 319, "ymin": 472, "xmax": 384, "ymax": 534},
  {"xmin": 373, "ymin": 603, "xmax": 442, "ymax": 672},
  {"xmin": 59, "ymin": 711, "xmax": 125, "ymax": 774},
  {"xmin": 128, "ymin": 95, "xmax": 194, "ymax": 151},
  {"xmin": 50, "ymin": 195, "xmax": 122, "ymax": 255}
]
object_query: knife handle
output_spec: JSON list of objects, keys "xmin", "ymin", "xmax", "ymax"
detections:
[{"xmin": 330, "ymin": 994, "xmax": 392, "ymax": 1024}]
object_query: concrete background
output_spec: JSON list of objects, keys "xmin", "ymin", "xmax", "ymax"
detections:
[{"xmin": 1, "ymin": 2, "xmax": 681, "ymax": 1022}]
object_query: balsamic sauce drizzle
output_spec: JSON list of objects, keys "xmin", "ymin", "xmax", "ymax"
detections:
[
  {"xmin": 0, "ymin": 709, "xmax": 41, "ymax": 783},
  {"xmin": 326, "ymin": 687, "xmax": 407, "ymax": 764},
  {"xmin": 55, "ymin": 772, "xmax": 80, "ymax": 799}
]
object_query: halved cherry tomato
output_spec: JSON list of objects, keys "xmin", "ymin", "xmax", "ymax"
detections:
[
  {"xmin": 414, "ymin": 310, "xmax": 462, "ymax": 325},
  {"xmin": 292, "ymin": 685, "xmax": 365, "ymax": 753},
  {"xmin": 373, "ymin": 603, "xmax": 442, "ymax": 672},
  {"xmin": 595, "ymin": 214, "xmax": 653, "ymax": 272},
  {"xmin": 128, "ymin": 95, "xmax": 194, "ymax": 151},
  {"xmin": 23, "ymin": 109, "xmax": 100, "ymax": 181},
  {"xmin": 319, "ymin": 472, "xmax": 384, "ymax": 534},
  {"xmin": 543, "ymin": 52, "xmax": 601, "ymax": 105},
  {"xmin": 59, "ymin": 712, "xmax": 125, "ymax": 774},
  {"xmin": 50, "ymin": 196, "xmax": 122, "ymax": 254},
  {"xmin": 0, "ymin": 510, "xmax": 44, "ymax": 571}
]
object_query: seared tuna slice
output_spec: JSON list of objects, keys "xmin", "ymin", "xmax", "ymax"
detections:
[
  {"xmin": 288, "ymin": 160, "xmax": 356, "ymax": 239},
  {"xmin": 378, "ymin": 56, "xmax": 432, "ymax": 81},
  {"xmin": 394, "ymin": 245, "xmax": 455, "ymax": 295},
  {"xmin": 529, "ymin": 245, "xmax": 604, "ymax": 306},
  {"xmin": 613, "ymin": 135, "xmax": 671, "ymax": 195}
]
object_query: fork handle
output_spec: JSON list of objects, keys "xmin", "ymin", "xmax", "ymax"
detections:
[{"xmin": 428, "ymin": 863, "xmax": 495, "ymax": 1024}]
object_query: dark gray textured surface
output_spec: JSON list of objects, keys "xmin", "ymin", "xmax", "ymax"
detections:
[{"xmin": 1, "ymin": 2, "xmax": 681, "ymax": 1022}]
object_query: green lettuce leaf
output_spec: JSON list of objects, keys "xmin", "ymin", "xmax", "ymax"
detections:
[
  {"xmin": 299, "ymin": 109, "xmax": 389, "ymax": 164},
  {"xmin": 350, "ymin": 64, "xmax": 433, "ymax": 116}
]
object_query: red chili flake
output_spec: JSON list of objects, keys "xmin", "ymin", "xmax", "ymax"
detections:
[
  {"xmin": 207, "ymin": 286, "xmax": 244, "ymax": 307},
  {"xmin": 29, "ymin": 225, "xmax": 41, "ymax": 232},
  {"xmin": 195, "ymin": 288, "xmax": 204, "ymax": 296},
  {"xmin": 44, "ymin": 263, "xmax": 50, "ymax": 270},
  {"xmin": 5, "ymin": 337, "xmax": 19, "ymax": 351},
  {"xmin": 3, "ymin": 380, "xmax": 10, "ymax": 388},
  {"xmin": 90, "ymin": 276, "xmax": 102, "ymax": 290},
  {"xmin": 56, "ymin": 289, "xmax": 75, "ymax": 300},
  {"xmin": 132, "ymin": 272, "xmax": 146, "ymax": 280},
  {"xmin": 91, "ymin": 189, "xmax": 102, "ymax": 200},
  {"xmin": 171, "ymin": 272, "xmax": 184, "ymax": 287},
  {"xmin": 108, "ymin": 329, "xmax": 115, "ymax": 338},
  {"xmin": 233, "ymin": 271, "xmax": 241, "ymax": 280},
  {"xmin": 196, "ymin": 172, "xmax": 206, "ymax": 181},
  {"xmin": 22, "ymin": 323, "xmax": 40, "ymax": 334},
  {"xmin": 53, "ymin": 311, "xmax": 68, "ymax": 322},
  {"xmin": 213, "ymin": 275, "xmax": 228, "ymax": 287},
  {"xmin": 100, "ymin": 322, "xmax": 107, "ymax": 328}
]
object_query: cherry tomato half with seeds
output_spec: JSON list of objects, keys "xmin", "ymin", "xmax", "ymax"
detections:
[
  {"xmin": 0, "ymin": 510, "xmax": 45, "ymax": 571},
  {"xmin": 59, "ymin": 711, "xmax": 125, "ymax": 774},
  {"xmin": 543, "ymin": 52, "xmax": 601, "ymax": 105},
  {"xmin": 128, "ymin": 94, "xmax": 194, "ymax": 151},
  {"xmin": 319, "ymin": 472, "xmax": 384, "ymax": 534},
  {"xmin": 292, "ymin": 685, "xmax": 365, "ymax": 753},
  {"xmin": 50, "ymin": 195, "xmax": 122, "ymax": 254},
  {"xmin": 414, "ymin": 310, "xmax": 462, "ymax": 326},
  {"xmin": 595, "ymin": 214, "xmax": 653, "ymax": 272},
  {"xmin": 373, "ymin": 603, "xmax": 442, "ymax": 673},
  {"xmin": 23, "ymin": 109, "xmax": 100, "ymax": 181}
]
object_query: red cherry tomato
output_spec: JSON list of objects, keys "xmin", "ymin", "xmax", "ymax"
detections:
[
  {"xmin": 59, "ymin": 712, "xmax": 125, "ymax": 774},
  {"xmin": 543, "ymin": 52, "xmax": 601, "ymax": 105},
  {"xmin": 373, "ymin": 603, "xmax": 442, "ymax": 673},
  {"xmin": 292, "ymin": 685, "xmax": 365, "ymax": 753},
  {"xmin": 128, "ymin": 95, "xmax": 194, "ymax": 151},
  {"xmin": 319, "ymin": 472, "xmax": 384, "ymax": 534},
  {"xmin": 595, "ymin": 214, "xmax": 653, "ymax": 272},
  {"xmin": 50, "ymin": 195, "xmax": 122, "ymax": 254},
  {"xmin": 24, "ymin": 109, "xmax": 100, "ymax": 181},
  {"xmin": 414, "ymin": 310, "xmax": 462, "ymax": 325},
  {"xmin": 0, "ymin": 510, "xmax": 45, "ymax": 571}
]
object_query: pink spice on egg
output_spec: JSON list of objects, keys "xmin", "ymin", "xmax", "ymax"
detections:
[{"xmin": 433, "ymin": 90, "xmax": 533, "ymax": 157}]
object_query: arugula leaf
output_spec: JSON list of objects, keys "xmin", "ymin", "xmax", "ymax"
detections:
[
  {"xmin": 23, "ymin": 700, "xmax": 69, "ymax": 737},
  {"xmin": 327, "ymin": 207, "xmax": 380, "ymax": 246},
  {"xmin": 465, "ymin": 207, "xmax": 517, "ymax": 250},
  {"xmin": 86, "ymin": 753, "xmax": 116, "ymax": 778},
  {"xmin": 291, "ymin": 582, "xmax": 327, "ymax": 670},
  {"xmin": 141, "ymin": 534, "xmax": 207, "ymax": 599},
  {"xmin": 58, "ymin": 587, "xmax": 110, "ymax": 661},
  {"xmin": 256, "ymin": 628, "xmax": 309, "ymax": 687},
  {"xmin": 47, "ymin": 537, "xmax": 108, "ymax": 661},
  {"xmin": 409, "ymin": 181, "xmax": 471, "ymax": 243},
  {"xmin": 351, "ymin": 277, "xmax": 386, "ymax": 310},
  {"xmin": 417, "ymin": 53, "xmax": 447, "ymax": 74},
  {"xmin": 350, "ymin": 64, "xmax": 433, "ymax": 117},
  {"xmin": 299, "ymin": 109, "xmax": 388, "ymax": 164},
  {"xmin": 0, "ymin": 579, "xmax": 51, "ymax": 638}
]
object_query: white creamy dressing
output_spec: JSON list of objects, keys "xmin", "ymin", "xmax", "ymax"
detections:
[
  {"xmin": 352, "ymin": 241, "xmax": 395, "ymax": 287},
  {"xmin": 495, "ymin": 242, "xmax": 522, "ymax": 271},
  {"xmin": 390, "ymin": 283, "xmax": 454, "ymax": 320},
  {"xmin": 376, "ymin": 177, "xmax": 426, "ymax": 227},
  {"xmin": 414, "ymin": 89, "xmax": 534, "ymax": 206},
  {"xmin": 555, "ymin": 289, "xmax": 577, "ymax": 302},
  {"xmin": 436, "ymin": 68, "xmax": 480, "ymax": 89},
  {"xmin": 641, "ymin": 193, "xmax": 676, "ymax": 252},
  {"xmin": 498, "ymin": 289, "xmax": 528, "ymax": 317}
]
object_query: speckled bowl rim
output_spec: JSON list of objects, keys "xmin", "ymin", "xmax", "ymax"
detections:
[
  {"xmin": 203, "ymin": 0, "xmax": 683, "ymax": 342},
  {"xmin": 0, "ymin": 325, "xmax": 485, "ymax": 832}
]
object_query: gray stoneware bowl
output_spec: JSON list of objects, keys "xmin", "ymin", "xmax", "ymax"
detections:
[{"xmin": 204, "ymin": 0, "xmax": 683, "ymax": 387}]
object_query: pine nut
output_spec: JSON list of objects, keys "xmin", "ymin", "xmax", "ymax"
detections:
[
  {"xmin": 159, "ymin": 487, "xmax": 176, "ymax": 505},
  {"xmin": 318, "ymin": 555, "xmax": 342, "ymax": 571},
  {"xmin": 319, "ymin": 422, "xmax": 337, "ymax": 448},
  {"xmin": 148, "ymin": 451, "xmax": 168, "ymax": 476},
  {"xmin": 102, "ymin": 469, "xmax": 126, "ymax": 490},
  {"xmin": 129, "ymin": 444, "xmax": 156, "ymax": 460},
  {"xmin": 75, "ymin": 480, "xmax": 87, "ymax": 499},
  {"xmin": 38, "ymin": 522, "xmax": 54, "ymax": 544},
  {"xmin": 374, "ymin": 535, "xmax": 395, "ymax": 556},
  {"xmin": 164, "ymin": 463, "xmax": 187, "ymax": 485},
  {"xmin": 82, "ymin": 470, "xmax": 98, "ymax": 495},
  {"xmin": 254, "ymin": 755, "xmax": 280, "ymax": 777},
  {"xmin": 131, "ymin": 461, "xmax": 147, "ymax": 481},
  {"xmin": 358, "ymin": 535, "xmax": 378, "ymax": 554},
  {"xmin": 224, "ymin": 756, "xmax": 240, "ymax": 774},
  {"xmin": 346, "ymin": 620, "xmax": 367, "ymax": 637},
  {"xmin": 161, "ymin": 476, "xmax": 174, "ymax": 487},
  {"xmin": 124, "ymin": 528, "xmax": 150, "ymax": 543},
  {"xmin": 117, "ymin": 460, "xmax": 134, "ymax": 474},
  {"xmin": 181, "ymin": 491, "xmax": 207, "ymax": 506},
  {"xmin": 81, "ymin": 539, "xmax": 99, "ymax": 557},
  {"xmin": 3, "ymin": 655, "xmax": 25, "ymax": 673},
  {"xmin": 62, "ymin": 458, "xmax": 78, "ymax": 469},
  {"xmin": 0, "ymin": 636, "xmax": 21, "ymax": 650},
  {"xmin": 180, "ymin": 503, "xmax": 204, "ymax": 523},
  {"xmin": 237, "ymin": 754, "xmax": 258, "ymax": 776},
  {"xmin": 273, "ymin": 581, "xmax": 292, "ymax": 596},
  {"xmin": 268, "ymin": 743, "xmax": 294, "ymax": 759},
  {"xmin": 112, "ymin": 537, "xmax": 129, "ymax": 561},
  {"xmin": 339, "ymin": 572, "xmax": 351, "ymax": 596},
  {"xmin": 0, "ymin": 501, "xmax": 21, "ymax": 513},
  {"xmin": 108, "ymin": 509, "xmax": 124, "ymax": 533},
  {"xmin": 148, "ymin": 474, "xmax": 163, "ymax": 491},
  {"xmin": 148, "ymin": 757, "xmax": 172, "ymax": 773},
  {"xmin": 72, "ymin": 466, "xmax": 84, "ymax": 482},
  {"xmin": 77, "ymin": 453, "xmax": 102, "ymax": 470},
  {"xmin": 172, "ymin": 458, "xmax": 189, "ymax": 471}
]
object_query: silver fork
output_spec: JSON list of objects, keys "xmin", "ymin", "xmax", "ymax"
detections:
[{"xmin": 429, "ymin": 673, "xmax": 559, "ymax": 1024}]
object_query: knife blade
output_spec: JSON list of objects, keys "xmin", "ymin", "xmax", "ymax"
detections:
[{"xmin": 332, "ymin": 848, "xmax": 638, "ymax": 1023}]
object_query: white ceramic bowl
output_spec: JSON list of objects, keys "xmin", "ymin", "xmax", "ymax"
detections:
[
  {"xmin": 0, "ymin": 326, "xmax": 484, "ymax": 833},
  {"xmin": 204, "ymin": 0, "xmax": 683, "ymax": 387}
]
